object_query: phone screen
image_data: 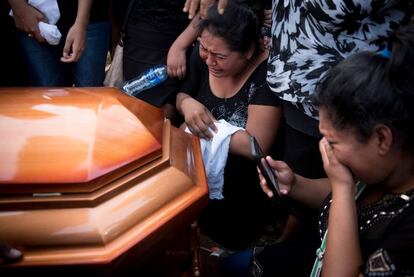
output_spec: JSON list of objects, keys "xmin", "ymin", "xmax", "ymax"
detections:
[{"xmin": 250, "ymin": 136, "xmax": 281, "ymax": 197}]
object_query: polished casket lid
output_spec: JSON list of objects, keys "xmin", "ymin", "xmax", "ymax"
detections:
[
  {"xmin": 0, "ymin": 87, "xmax": 163, "ymax": 194},
  {"xmin": 0, "ymin": 88, "xmax": 208, "ymax": 268}
]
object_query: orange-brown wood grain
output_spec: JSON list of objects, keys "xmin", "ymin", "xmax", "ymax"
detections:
[
  {"xmin": 0, "ymin": 88, "xmax": 163, "ymax": 185},
  {"xmin": 0, "ymin": 87, "xmax": 208, "ymax": 272}
]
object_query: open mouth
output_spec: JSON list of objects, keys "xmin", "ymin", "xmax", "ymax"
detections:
[{"xmin": 209, "ymin": 67, "xmax": 221, "ymax": 74}]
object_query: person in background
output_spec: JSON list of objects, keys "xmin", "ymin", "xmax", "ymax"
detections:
[
  {"xmin": 177, "ymin": 1, "xmax": 282, "ymax": 250},
  {"xmin": 112, "ymin": 0, "xmax": 199, "ymax": 123},
  {"xmin": 0, "ymin": 1, "xmax": 28, "ymax": 86},
  {"xmin": 182, "ymin": 0, "xmax": 414, "ymax": 254},
  {"xmin": 249, "ymin": 22, "xmax": 414, "ymax": 276},
  {"xmin": 8, "ymin": 0, "xmax": 110, "ymax": 86}
]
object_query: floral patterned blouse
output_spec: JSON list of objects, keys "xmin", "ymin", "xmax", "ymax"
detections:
[{"xmin": 267, "ymin": 0, "xmax": 413, "ymax": 119}]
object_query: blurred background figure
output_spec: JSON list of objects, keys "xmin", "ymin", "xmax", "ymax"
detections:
[{"xmin": 8, "ymin": 0, "xmax": 110, "ymax": 87}]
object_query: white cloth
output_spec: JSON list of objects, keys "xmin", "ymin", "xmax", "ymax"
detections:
[
  {"xmin": 38, "ymin": 21, "xmax": 61, "ymax": 45},
  {"xmin": 10, "ymin": 0, "xmax": 62, "ymax": 45},
  {"xmin": 186, "ymin": 119, "xmax": 244, "ymax": 200}
]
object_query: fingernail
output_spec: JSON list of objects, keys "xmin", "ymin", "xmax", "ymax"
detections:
[{"xmin": 218, "ymin": 8, "xmax": 224, "ymax": 14}]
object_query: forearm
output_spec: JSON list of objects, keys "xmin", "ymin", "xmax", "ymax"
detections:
[
  {"xmin": 109, "ymin": 0, "xmax": 121, "ymax": 52},
  {"xmin": 322, "ymin": 187, "xmax": 362, "ymax": 276},
  {"xmin": 172, "ymin": 13, "xmax": 201, "ymax": 51},
  {"xmin": 229, "ymin": 130, "xmax": 252, "ymax": 159},
  {"xmin": 75, "ymin": 0, "xmax": 93, "ymax": 28},
  {"xmin": 8, "ymin": 0, "xmax": 27, "ymax": 14},
  {"xmin": 176, "ymin": 92, "xmax": 192, "ymax": 115},
  {"xmin": 229, "ymin": 104, "xmax": 281, "ymax": 159},
  {"xmin": 289, "ymin": 176, "xmax": 331, "ymax": 209}
]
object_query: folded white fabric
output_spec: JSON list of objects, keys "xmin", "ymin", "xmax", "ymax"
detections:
[
  {"xmin": 29, "ymin": 0, "xmax": 60, "ymax": 24},
  {"xmin": 38, "ymin": 21, "xmax": 61, "ymax": 45},
  {"xmin": 186, "ymin": 119, "xmax": 244, "ymax": 200},
  {"xmin": 10, "ymin": 0, "xmax": 62, "ymax": 45}
]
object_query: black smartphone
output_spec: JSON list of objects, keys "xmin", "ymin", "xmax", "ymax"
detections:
[{"xmin": 250, "ymin": 136, "xmax": 281, "ymax": 198}]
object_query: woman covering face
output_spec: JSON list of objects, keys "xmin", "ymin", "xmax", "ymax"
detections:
[{"xmin": 248, "ymin": 23, "xmax": 414, "ymax": 277}]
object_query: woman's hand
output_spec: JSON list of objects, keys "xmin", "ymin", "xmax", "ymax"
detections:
[
  {"xmin": 60, "ymin": 22, "xmax": 87, "ymax": 63},
  {"xmin": 263, "ymin": 9, "xmax": 272, "ymax": 28},
  {"xmin": 167, "ymin": 44, "xmax": 187, "ymax": 80},
  {"xmin": 258, "ymin": 157, "xmax": 296, "ymax": 198},
  {"xmin": 10, "ymin": 1, "xmax": 46, "ymax": 43},
  {"xmin": 319, "ymin": 137, "xmax": 355, "ymax": 193},
  {"xmin": 183, "ymin": 0, "xmax": 228, "ymax": 19},
  {"xmin": 181, "ymin": 97, "xmax": 217, "ymax": 139}
]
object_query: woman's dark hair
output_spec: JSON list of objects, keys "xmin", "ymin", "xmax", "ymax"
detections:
[
  {"xmin": 198, "ymin": 0, "xmax": 262, "ymax": 57},
  {"xmin": 313, "ymin": 23, "xmax": 414, "ymax": 151}
]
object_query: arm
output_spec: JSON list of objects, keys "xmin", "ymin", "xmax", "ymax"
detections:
[
  {"xmin": 176, "ymin": 92, "xmax": 217, "ymax": 139},
  {"xmin": 183, "ymin": 0, "xmax": 228, "ymax": 19},
  {"xmin": 61, "ymin": 0, "xmax": 93, "ymax": 63},
  {"xmin": 8, "ymin": 0, "xmax": 46, "ymax": 42},
  {"xmin": 229, "ymin": 104, "xmax": 281, "ymax": 158},
  {"xmin": 176, "ymin": 46, "xmax": 217, "ymax": 139},
  {"xmin": 167, "ymin": 13, "xmax": 201, "ymax": 80},
  {"xmin": 319, "ymin": 138, "xmax": 363, "ymax": 276},
  {"xmin": 109, "ymin": 0, "xmax": 121, "ymax": 56},
  {"xmin": 259, "ymin": 157, "xmax": 331, "ymax": 209}
]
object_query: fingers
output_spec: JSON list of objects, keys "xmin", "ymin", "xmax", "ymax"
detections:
[
  {"xmin": 265, "ymin": 157, "xmax": 294, "ymax": 195},
  {"xmin": 199, "ymin": 0, "xmax": 213, "ymax": 19},
  {"xmin": 183, "ymin": 0, "xmax": 201, "ymax": 19},
  {"xmin": 36, "ymin": 11, "xmax": 47, "ymax": 24},
  {"xmin": 183, "ymin": 0, "xmax": 191, "ymax": 12},
  {"xmin": 194, "ymin": 117, "xmax": 215, "ymax": 139},
  {"xmin": 61, "ymin": 38, "xmax": 72, "ymax": 62},
  {"xmin": 183, "ymin": 0, "xmax": 221, "ymax": 19},
  {"xmin": 188, "ymin": 112, "xmax": 216, "ymax": 139},
  {"xmin": 319, "ymin": 137, "xmax": 333, "ymax": 168},
  {"xmin": 167, "ymin": 65, "xmax": 186, "ymax": 80},
  {"xmin": 263, "ymin": 9, "xmax": 272, "ymax": 27},
  {"xmin": 257, "ymin": 166, "xmax": 274, "ymax": 198},
  {"xmin": 182, "ymin": 97, "xmax": 216, "ymax": 139},
  {"xmin": 217, "ymin": 0, "xmax": 228, "ymax": 15},
  {"xmin": 70, "ymin": 42, "xmax": 83, "ymax": 62},
  {"xmin": 178, "ymin": 65, "xmax": 186, "ymax": 80},
  {"xmin": 32, "ymin": 28, "xmax": 45, "ymax": 43},
  {"xmin": 60, "ymin": 41, "xmax": 84, "ymax": 63}
]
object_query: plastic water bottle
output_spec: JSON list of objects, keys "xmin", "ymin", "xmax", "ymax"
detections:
[{"xmin": 122, "ymin": 65, "xmax": 168, "ymax": 96}]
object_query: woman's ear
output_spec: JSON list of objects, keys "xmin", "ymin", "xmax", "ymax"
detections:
[
  {"xmin": 374, "ymin": 124, "xmax": 393, "ymax": 155},
  {"xmin": 245, "ymin": 44, "xmax": 255, "ymax": 60}
]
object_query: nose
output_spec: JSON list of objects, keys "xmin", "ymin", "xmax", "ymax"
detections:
[{"xmin": 205, "ymin": 53, "xmax": 216, "ymax": 66}]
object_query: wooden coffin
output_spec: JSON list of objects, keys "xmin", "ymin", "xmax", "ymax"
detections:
[{"xmin": 0, "ymin": 88, "xmax": 208, "ymax": 273}]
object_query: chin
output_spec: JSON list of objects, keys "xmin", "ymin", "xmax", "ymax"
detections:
[{"xmin": 208, "ymin": 68, "xmax": 222, "ymax": 77}]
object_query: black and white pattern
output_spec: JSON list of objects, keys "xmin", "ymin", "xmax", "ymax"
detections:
[{"xmin": 267, "ymin": 0, "xmax": 411, "ymax": 118}]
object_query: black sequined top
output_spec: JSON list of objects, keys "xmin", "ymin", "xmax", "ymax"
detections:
[{"xmin": 319, "ymin": 185, "xmax": 414, "ymax": 276}]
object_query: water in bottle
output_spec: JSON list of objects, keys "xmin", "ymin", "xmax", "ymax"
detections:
[{"xmin": 122, "ymin": 65, "xmax": 168, "ymax": 96}]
